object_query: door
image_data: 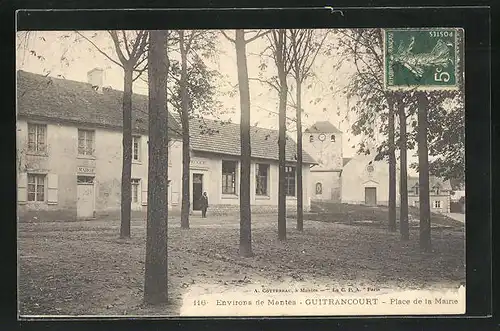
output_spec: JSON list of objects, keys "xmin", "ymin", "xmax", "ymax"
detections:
[
  {"xmin": 192, "ymin": 173, "xmax": 203, "ymax": 211},
  {"xmin": 364, "ymin": 187, "xmax": 377, "ymax": 206},
  {"xmin": 77, "ymin": 176, "xmax": 95, "ymax": 218}
]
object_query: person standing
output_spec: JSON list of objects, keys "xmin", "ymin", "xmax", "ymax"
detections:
[{"xmin": 200, "ymin": 192, "xmax": 209, "ymax": 218}]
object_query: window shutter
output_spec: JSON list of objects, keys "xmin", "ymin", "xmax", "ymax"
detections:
[
  {"xmin": 18, "ymin": 173, "xmax": 27, "ymax": 204},
  {"xmin": 141, "ymin": 178, "xmax": 148, "ymax": 206},
  {"xmin": 47, "ymin": 174, "xmax": 58, "ymax": 204}
]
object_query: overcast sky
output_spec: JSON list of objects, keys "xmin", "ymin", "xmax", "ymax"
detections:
[{"xmin": 16, "ymin": 30, "xmax": 410, "ymax": 163}]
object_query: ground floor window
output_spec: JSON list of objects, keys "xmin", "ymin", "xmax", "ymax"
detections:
[
  {"xmin": 414, "ymin": 200, "xmax": 419, "ymax": 207},
  {"xmin": 28, "ymin": 173, "xmax": 45, "ymax": 202},
  {"xmin": 285, "ymin": 166, "xmax": 296, "ymax": 197},
  {"xmin": 433, "ymin": 200, "xmax": 442, "ymax": 208},
  {"xmin": 222, "ymin": 160, "xmax": 237, "ymax": 194},
  {"xmin": 256, "ymin": 163, "xmax": 269, "ymax": 196},
  {"xmin": 131, "ymin": 178, "xmax": 141, "ymax": 203}
]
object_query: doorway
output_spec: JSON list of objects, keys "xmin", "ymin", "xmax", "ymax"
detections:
[
  {"xmin": 192, "ymin": 173, "xmax": 203, "ymax": 211},
  {"xmin": 77, "ymin": 176, "xmax": 95, "ymax": 218},
  {"xmin": 364, "ymin": 187, "xmax": 377, "ymax": 206}
]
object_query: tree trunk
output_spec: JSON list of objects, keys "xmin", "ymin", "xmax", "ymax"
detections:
[
  {"xmin": 417, "ymin": 91, "xmax": 431, "ymax": 252},
  {"xmin": 295, "ymin": 77, "xmax": 304, "ymax": 231},
  {"xmin": 277, "ymin": 63, "xmax": 287, "ymax": 240},
  {"xmin": 179, "ymin": 30, "xmax": 190, "ymax": 229},
  {"xmin": 388, "ymin": 96, "xmax": 397, "ymax": 232},
  {"xmin": 235, "ymin": 30, "xmax": 253, "ymax": 257},
  {"xmin": 144, "ymin": 30, "xmax": 169, "ymax": 305},
  {"xmin": 398, "ymin": 95, "xmax": 409, "ymax": 241},
  {"xmin": 120, "ymin": 67, "xmax": 133, "ymax": 238}
]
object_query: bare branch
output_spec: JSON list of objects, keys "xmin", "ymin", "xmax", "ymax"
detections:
[
  {"xmin": 244, "ymin": 29, "xmax": 270, "ymax": 43},
  {"xmin": 75, "ymin": 31, "xmax": 123, "ymax": 68},
  {"xmin": 108, "ymin": 30, "xmax": 129, "ymax": 66},
  {"xmin": 220, "ymin": 30, "xmax": 235, "ymax": 43}
]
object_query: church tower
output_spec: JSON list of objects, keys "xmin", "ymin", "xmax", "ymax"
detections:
[
  {"xmin": 303, "ymin": 121, "xmax": 344, "ymax": 202},
  {"xmin": 303, "ymin": 121, "xmax": 343, "ymax": 170}
]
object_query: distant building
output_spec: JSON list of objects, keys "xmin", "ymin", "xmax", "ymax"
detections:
[
  {"xmin": 303, "ymin": 120, "xmax": 452, "ymax": 210},
  {"xmin": 302, "ymin": 121, "xmax": 343, "ymax": 202},
  {"xmin": 341, "ymin": 152, "xmax": 400, "ymax": 206},
  {"xmin": 408, "ymin": 176, "xmax": 452, "ymax": 213},
  {"xmin": 16, "ymin": 70, "xmax": 315, "ymax": 220}
]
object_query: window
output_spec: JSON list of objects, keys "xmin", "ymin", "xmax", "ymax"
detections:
[
  {"xmin": 131, "ymin": 178, "xmax": 140, "ymax": 203},
  {"xmin": 27, "ymin": 123, "xmax": 47, "ymax": 153},
  {"xmin": 28, "ymin": 174, "xmax": 45, "ymax": 202},
  {"xmin": 222, "ymin": 161, "xmax": 237, "ymax": 194},
  {"xmin": 315, "ymin": 182, "xmax": 323, "ymax": 195},
  {"xmin": 285, "ymin": 166, "xmax": 296, "ymax": 197},
  {"xmin": 256, "ymin": 164, "xmax": 269, "ymax": 196},
  {"xmin": 309, "ymin": 135, "xmax": 314, "ymax": 142},
  {"xmin": 433, "ymin": 200, "xmax": 442, "ymax": 208},
  {"xmin": 78, "ymin": 129, "xmax": 95, "ymax": 156},
  {"xmin": 77, "ymin": 176, "xmax": 94, "ymax": 184},
  {"xmin": 434, "ymin": 186, "xmax": 441, "ymax": 195},
  {"xmin": 331, "ymin": 134, "xmax": 336, "ymax": 142},
  {"xmin": 414, "ymin": 184, "xmax": 419, "ymax": 195},
  {"xmin": 414, "ymin": 200, "xmax": 419, "ymax": 207},
  {"xmin": 133, "ymin": 136, "xmax": 141, "ymax": 161}
]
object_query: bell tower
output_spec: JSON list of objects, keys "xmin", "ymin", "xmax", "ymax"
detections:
[{"xmin": 303, "ymin": 121, "xmax": 343, "ymax": 170}]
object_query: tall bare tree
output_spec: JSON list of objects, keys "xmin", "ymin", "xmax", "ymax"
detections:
[
  {"xmin": 397, "ymin": 93, "xmax": 410, "ymax": 240},
  {"xmin": 77, "ymin": 31, "xmax": 148, "ymax": 238},
  {"xmin": 222, "ymin": 29, "xmax": 269, "ymax": 256},
  {"xmin": 288, "ymin": 29, "xmax": 329, "ymax": 231},
  {"xmin": 267, "ymin": 29, "xmax": 293, "ymax": 241},
  {"xmin": 417, "ymin": 91, "xmax": 431, "ymax": 252},
  {"xmin": 144, "ymin": 30, "xmax": 169, "ymax": 304}
]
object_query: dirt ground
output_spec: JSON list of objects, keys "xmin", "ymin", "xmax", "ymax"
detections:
[{"xmin": 18, "ymin": 214, "xmax": 465, "ymax": 317}]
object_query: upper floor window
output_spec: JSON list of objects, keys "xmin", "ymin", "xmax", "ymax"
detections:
[
  {"xmin": 78, "ymin": 129, "xmax": 95, "ymax": 156},
  {"xmin": 285, "ymin": 166, "xmax": 296, "ymax": 197},
  {"xmin": 222, "ymin": 160, "xmax": 237, "ymax": 195},
  {"xmin": 27, "ymin": 123, "xmax": 47, "ymax": 153},
  {"xmin": 330, "ymin": 134, "xmax": 336, "ymax": 142},
  {"xmin": 28, "ymin": 173, "xmax": 45, "ymax": 202},
  {"xmin": 256, "ymin": 163, "xmax": 269, "ymax": 196},
  {"xmin": 133, "ymin": 136, "xmax": 141, "ymax": 161},
  {"xmin": 309, "ymin": 135, "xmax": 314, "ymax": 142},
  {"xmin": 433, "ymin": 200, "xmax": 442, "ymax": 208},
  {"xmin": 414, "ymin": 184, "xmax": 419, "ymax": 195},
  {"xmin": 434, "ymin": 185, "xmax": 441, "ymax": 195}
]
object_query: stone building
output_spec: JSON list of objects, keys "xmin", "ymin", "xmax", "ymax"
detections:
[{"xmin": 16, "ymin": 70, "xmax": 315, "ymax": 220}]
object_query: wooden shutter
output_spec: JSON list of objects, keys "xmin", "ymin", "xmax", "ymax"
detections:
[
  {"xmin": 18, "ymin": 173, "xmax": 27, "ymax": 204},
  {"xmin": 141, "ymin": 178, "xmax": 148, "ymax": 206},
  {"xmin": 47, "ymin": 174, "xmax": 58, "ymax": 204}
]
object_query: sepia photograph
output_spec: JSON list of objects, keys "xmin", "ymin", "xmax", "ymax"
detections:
[{"xmin": 16, "ymin": 28, "xmax": 465, "ymax": 317}]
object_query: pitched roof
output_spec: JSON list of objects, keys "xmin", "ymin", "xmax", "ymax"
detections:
[
  {"xmin": 407, "ymin": 176, "xmax": 452, "ymax": 191},
  {"xmin": 188, "ymin": 117, "xmax": 317, "ymax": 164},
  {"xmin": 342, "ymin": 157, "xmax": 352, "ymax": 167},
  {"xmin": 16, "ymin": 70, "xmax": 181, "ymax": 136},
  {"xmin": 305, "ymin": 121, "xmax": 343, "ymax": 134}
]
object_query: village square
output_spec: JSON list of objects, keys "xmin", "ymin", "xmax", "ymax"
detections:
[{"xmin": 16, "ymin": 29, "xmax": 465, "ymax": 316}]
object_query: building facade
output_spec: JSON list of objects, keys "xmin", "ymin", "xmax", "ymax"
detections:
[
  {"xmin": 407, "ymin": 176, "xmax": 452, "ymax": 213},
  {"xmin": 341, "ymin": 153, "xmax": 400, "ymax": 206},
  {"xmin": 16, "ymin": 70, "xmax": 315, "ymax": 220},
  {"xmin": 302, "ymin": 121, "xmax": 343, "ymax": 202}
]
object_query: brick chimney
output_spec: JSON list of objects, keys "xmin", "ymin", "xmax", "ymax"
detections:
[{"xmin": 87, "ymin": 68, "xmax": 104, "ymax": 93}]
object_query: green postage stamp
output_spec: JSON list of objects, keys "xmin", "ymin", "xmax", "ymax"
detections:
[{"xmin": 384, "ymin": 28, "xmax": 462, "ymax": 90}]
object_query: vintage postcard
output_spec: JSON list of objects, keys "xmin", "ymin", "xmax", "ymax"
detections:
[{"xmin": 16, "ymin": 27, "xmax": 465, "ymax": 318}]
